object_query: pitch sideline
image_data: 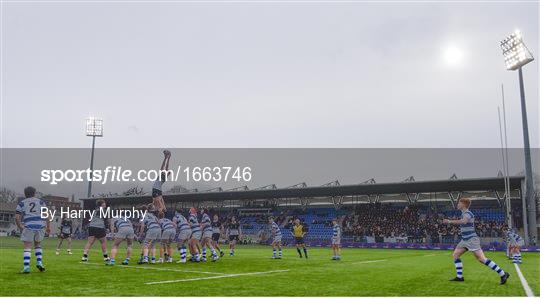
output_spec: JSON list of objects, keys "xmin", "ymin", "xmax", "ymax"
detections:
[{"xmin": 514, "ymin": 263, "xmax": 534, "ymax": 297}]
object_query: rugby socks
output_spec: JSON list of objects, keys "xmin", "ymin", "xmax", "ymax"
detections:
[
  {"xmin": 273, "ymin": 248, "xmax": 277, "ymax": 258},
  {"xmin": 23, "ymin": 249, "xmax": 31, "ymax": 268},
  {"xmin": 230, "ymin": 249, "xmax": 234, "ymax": 256},
  {"xmin": 303, "ymin": 248, "xmax": 308, "ymax": 258},
  {"xmin": 454, "ymin": 258, "xmax": 463, "ymax": 278},
  {"xmin": 513, "ymin": 253, "xmax": 522, "ymax": 264},
  {"xmin": 211, "ymin": 248, "xmax": 217, "ymax": 258},
  {"xmin": 297, "ymin": 248, "xmax": 302, "ymax": 257},
  {"xmin": 35, "ymin": 247, "xmax": 43, "ymax": 265},
  {"xmin": 179, "ymin": 246, "xmax": 187, "ymax": 261},
  {"xmin": 202, "ymin": 248, "xmax": 207, "ymax": 260},
  {"xmin": 278, "ymin": 248, "xmax": 282, "ymax": 257},
  {"xmin": 484, "ymin": 259, "xmax": 505, "ymax": 277}
]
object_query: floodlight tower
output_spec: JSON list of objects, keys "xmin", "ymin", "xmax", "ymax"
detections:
[
  {"xmin": 500, "ymin": 30, "xmax": 536, "ymax": 244},
  {"xmin": 85, "ymin": 117, "xmax": 103, "ymax": 198}
]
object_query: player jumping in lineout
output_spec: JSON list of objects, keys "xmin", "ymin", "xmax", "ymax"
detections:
[
  {"xmin": 152, "ymin": 150, "xmax": 171, "ymax": 213},
  {"xmin": 442, "ymin": 197, "xmax": 510, "ymax": 284}
]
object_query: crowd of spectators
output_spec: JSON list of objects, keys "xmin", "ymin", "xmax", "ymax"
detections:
[{"xmin": 341, "ymin": 203, "xmax": 507, "ymax": 243}]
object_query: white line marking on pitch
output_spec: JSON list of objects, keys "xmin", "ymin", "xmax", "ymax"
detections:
[
  {"xmin": 352, "ymin": 259, "xmax": 387, "ymax": 264},
  {"xmin": 80, "ymin": 262, "xmax": 225, "ymax": 275},
  {"xmin": 514, "ymin": 263, "xmax": 534, "ymax": 297},
  {"xmin": 145, "ymin": 269, "xmax": 290, "ymax": 285}
]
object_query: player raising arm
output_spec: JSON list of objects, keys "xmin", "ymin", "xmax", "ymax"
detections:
[
  {"xmin": 152, "ymin": 150, "xmax": 171, "ymax": 212},
  {"xmin": 15, "ymin": 186, "xmax": 51, "ymax": 273},
  {"xmin": 442, "ymin": 197, "xmax": 509, "ymax": 284}
]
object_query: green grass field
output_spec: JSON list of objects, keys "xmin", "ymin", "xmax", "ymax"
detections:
[{"xmin": 0, "ymin": 237, "xmax": 538, "ymax": 296}]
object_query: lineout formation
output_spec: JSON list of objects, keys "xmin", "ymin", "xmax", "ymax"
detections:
[{"xmin": 15, "ymin": 150, "xmax": 525, "ymax": 287}]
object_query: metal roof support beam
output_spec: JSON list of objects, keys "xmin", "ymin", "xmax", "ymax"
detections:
[
  {"xmin": 406, "ymin": 193, "xmax": 420, "ymax": 204},
  {"xmin": 448, "ymin": 191, "xmax": 462, "ymax": 209}
]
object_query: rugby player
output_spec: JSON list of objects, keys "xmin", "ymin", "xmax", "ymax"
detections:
[
  {"xmin": 504, "ymin": 227, "xmax": 524, "ymax": 264},
  {"xmin": 158, "ymin": 211, "xmax": 176, "ymax": 263},
  {"xmin": 227, "ymin": 216, "xmax": 241, "ymax": 256},
  {"xmin": 292, "ymin": 218, "xmax": 308, "ymax": 258},
  {"xmin": 211, "ymin": 214, "xmax": 225, "ymax": 257},
  {"xmin": 269, "ymin": 216, "xmax": 282, "ymax": 259},
  {"xmin": 56, "ymin": 216, "xmax": 73, "ymax": 255},
  {"xmin": 443, "ymin": 197, "xmax": 510, "ymax": 284},
  {"xmin": 82, "ymin": 199, "xmax": 110, "ymax": 262},
  {"xmin": 188, "ymin": 207, "xmax": 202, "ymax": 262},
  {"xmin": 200, "ymin": 208, "xmax": 219, "ymax": 262},
  {"xmin": 138, "ymin": 204, "xmax": 161, "ymax": 264},
  {"xmin": 15, "ymin": 186, "xmax": 51, "ymax": 273},
  {"xmin": 152, "ymin": 150, "xmax": 171, "ymax": 212},
  {"xmin": 331, "ymin": 218, "xmax": 341, "ymax": 260},
  {"xmin": 173, "ymin": 208, "xmax": 191, "ymax": 263},
  {"xmin": 108, "ymin": 217, "xmax": 135, "ymax": 265}
]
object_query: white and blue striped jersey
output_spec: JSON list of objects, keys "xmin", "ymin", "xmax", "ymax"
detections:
[
  {"xmin": 332, "ymin": 224, "xmax": 341, "ymax": 239},
  {"xmin": 506, "ymin": 231, "xmax": 522, "ymax": 243},
  {"xmin": 16, "ymin": 197, "xmax": 46, "ymax": 230},
  {"xmin": 143, "ymin": 213, "xmax": 161, "ymax": 231},
  {"xmin": 189, "ymin": 214, "xmax": 201, "ymax": 233},
  {"xmin": 200, "ymin": 213, "xmax": 212, "ymax": 233},
  {"xmin": 173, "ymin": 213, "xmax": 190, "ymax": 232},
  {"xmin": 271, "ymin": 222, "xmax": 281, "ymax": 237},
  {"xmin": 459, "ymin": 209, "xmax": 477, "ymax": 240},
  {"xmin": 114, "ymin": 217, "xmax": 133, "ymax": 229},
  {"xmin": 160, "ymin": 218, "xmax": 175, "ymax": 232}
]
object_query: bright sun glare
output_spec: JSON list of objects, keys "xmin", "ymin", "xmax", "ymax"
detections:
[{"xmin": 443, "ymin": 46, "xmax": 464, "ymax": 67}]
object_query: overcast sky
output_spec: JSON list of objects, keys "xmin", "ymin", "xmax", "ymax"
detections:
[{"xmin": 1, "ymin": 1, "xmax": 539, "ymax": 148}]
